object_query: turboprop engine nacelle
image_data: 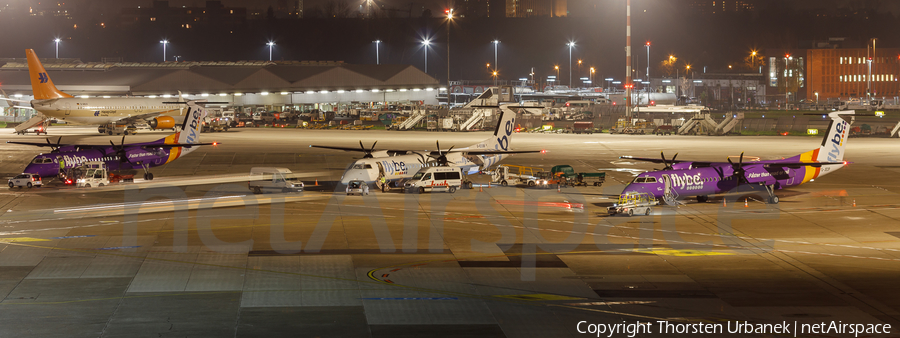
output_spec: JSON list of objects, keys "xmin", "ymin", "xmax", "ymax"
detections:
[{"xmin": 149, "ymin": 116, "xmax": 176, "ymax": 130}]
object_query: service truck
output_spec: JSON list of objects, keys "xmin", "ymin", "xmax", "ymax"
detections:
[
  {"xmin": 608, "ymin": 191, "xmax": 658, "ymax": 216},
  {"xmin": 75, "ymin": 161, "xmax": 135, "ymax": 187},
  {"xmin": 550, "ymin": 165, "xmax": 606, "ymax": 187},
  {"xmin": 490, "ymin": 164, "xmax": 549, "ymax": 187}
]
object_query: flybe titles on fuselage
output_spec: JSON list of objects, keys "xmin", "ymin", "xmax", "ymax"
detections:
[
  {"xmin": 826, "ymin": 120, "xmax": 848, "ymax": 162},
  {"xmin": 381, "ymin": 160, "xmax": 408, "ymax": 176}
]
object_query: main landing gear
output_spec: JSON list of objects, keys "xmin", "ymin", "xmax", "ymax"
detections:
[
  {"xmin": 763, "ymin": 184, "xmax": 779, "ymax": 204},
  {"xmin": 139, "ymin": 163, "xmax": 154, "ymax": 181}
]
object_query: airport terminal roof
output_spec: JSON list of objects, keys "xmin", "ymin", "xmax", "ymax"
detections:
[{"xmin": 0, "ymin": 59, "xmax": 441, "ymax": 96}]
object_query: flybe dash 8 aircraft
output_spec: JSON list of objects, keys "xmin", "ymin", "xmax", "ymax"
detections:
[
  {"xmin": 5, "ymin": 49, "xmax": 196, "ymax": 135},
  {"xmin": 8, "ymin": 101, "xmax": 214, "ymax": 181},
  {"xmin": 310, "ymin": 104, "xmax": 539, "ymax": 186},
  {"xmin": 619, "ymin": 110, "xmax": 853, "ymax": 205}
]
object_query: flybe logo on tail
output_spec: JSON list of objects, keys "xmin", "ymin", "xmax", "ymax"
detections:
[
  {"xmin": 496, "ymin": 117, "xmax": 515, "ymax": 151},
  {"xmin": 37, "ymin": 73, "xmax": 49, "ymax": 84},
  {"xmin": 826, "ymin": 120, "xmax": 848, "ymax": 162}
]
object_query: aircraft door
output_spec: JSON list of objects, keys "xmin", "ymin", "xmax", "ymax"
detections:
[
  {"xmin": 661, "ymin": 174, "xmax": 678, "ymax": 206},
  {"xmin": 63, "ymin": 102, "xmax": 71, "ymax": 116}
]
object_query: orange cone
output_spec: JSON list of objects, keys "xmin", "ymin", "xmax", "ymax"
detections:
[
  {"xmin": 852, "ymin": 199, "xmax": 856, "ymax": 207},
  {"xmin": 479, "ymin": 184, "xmax": 483, "ymax": 192},
  {"xmin": 744, "ymin": 198, "xmax": 748, "ymax": 207},
  {"xmin": 723, "ymin": 198, "xmax": 727, "ymax": 207},
  {"xmin": 315, "ymin": 179, "xmax": 318, "ymax": 186},
  {"xmin": 488, "ymin": 182, "xmax": 491, "ymax": 189},
  {"xmin": 557, "ymin": 184, "xmax": 561, "ymax": 193}
]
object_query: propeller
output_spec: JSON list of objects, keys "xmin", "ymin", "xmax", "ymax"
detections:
[
  {"xmin": 427, "ymin": 141, "xmax": 454, "ymax": 166},
  {"xmin": 109, "ymin": 134, "xmax": 132, "ymax": 163},
  {"xmin": 660, "ymin": 151, "xmax": 678, "ymax": 171},
  {"xmin": 359, "ymin": 140, "xmax": 377, "ymax": 158},
  {"xmin": 726, "ymin": 151, "xmax": 746, "ymax": 183},
  {"xmin": 45, "ymin": 137, "xmax": 62, "ymax": 153}
]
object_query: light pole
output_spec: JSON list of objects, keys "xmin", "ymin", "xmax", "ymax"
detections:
[
  {"xmin": 267, "ymin": 42, "xmax": 275, "ymax": 61},
  {"xmin": 54, "ymin": 38, "xmax": 61, "ymax": 58},
  {"xmin": 445, "ymin": 9, "xmax": 453, "ymax": 85},
  {"xmin": 567, "ymin": 42, "xmax": 575, "ymax": 88},
  {"xmin": 159, "ymin": 40, "xmax": 168, "ymax": 62},
  {"xmin": 373, "ymin": 40, "xmax": 381, "ymax": 65},
  {"xmin": 815, "ymin": 92, "xmax": 819, "ymax": 108},
  {"xmin": 555, "ymin": 65, "xmax": 559, "ymax": 84},
  {"xmin": 530, "ymin": 67, "xmax": 535, "ymax": 87},
  {"xmin": 492, "ymin": 71, "xmax": 498, "ymax": 86},
  {"xmin": 590, "ymin": 67, "xmax": 595, "ymax": 87},
  {"xmin": 422, "ymin": 39, "xmax": 431, "ymax": 74},
  {"xmin": 645, "ymin": 41, "xmax": 650, "ymax": 104},
  {"xmin": 492, "ymin": 40, "xmax": 499, "ymax": 77}
]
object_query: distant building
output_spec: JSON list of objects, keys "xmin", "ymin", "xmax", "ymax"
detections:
[
  {"xmin": 296, "ymin": 0, "xmax": 304, "ymax": 18},
  {"xmin": 806, "ymin": 47, "xmax": 900, "ymax": 100},
  {"xmin": 120, "ymin": 1, "xmax": 246, "ymax": 28},
  {"xmin": 687, "ymin": 0, "xmax": 756, "ymax": 15},
  {"xmin": 505, "ymin": 0, "xmax": 567, "ymax": 17}
]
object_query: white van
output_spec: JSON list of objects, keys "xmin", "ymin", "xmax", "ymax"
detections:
[
  {"xmin": 248, "ymin": 167, "xmax": 304, "ymax": 194},
  {"xmin": 404, "ymin": 166, "xmax": 464, "ymax": 194}
]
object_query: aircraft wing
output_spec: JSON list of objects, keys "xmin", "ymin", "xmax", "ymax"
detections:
[
  {"xmin": 6, "ymin": 141, "xmax": 61, "ymax": 147},
  {"xmin": 308, "ymin": 145, "xmax": 409, "ymax": 153},
  {"xmin": 141, "ymin": 142, "xmax": 218, "ymax": 148},
  {"xmin": 7, "ymin": 140, "xmax": 217, "ymax": 149},
  {"xmin": 760, "ymin": 162, "xmax": 844, "ymax": 168},
  {"xmin": 619, "ymin": 156, "xmax": 692, "ymax": 164},
  {"xmin": 114, "ymin": 111, "xmax": 171, "ymax": 125},
  {"xmin": 457, "ymin": 150, "xmax": 542, "ymax": 155}
]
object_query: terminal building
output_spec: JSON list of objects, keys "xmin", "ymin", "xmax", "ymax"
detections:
[{"xmin": 0, "ymin": 58, "xmax": 443, "ymax": 121}]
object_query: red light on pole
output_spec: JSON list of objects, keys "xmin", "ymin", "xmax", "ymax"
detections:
[{"xmin": 645, "ymin": 41, "xmax": 650, "ymax": 46}]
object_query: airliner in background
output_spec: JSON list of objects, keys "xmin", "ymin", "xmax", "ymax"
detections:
[{"xmin": 1, "ymin": 49, "xmax": 214, "ymax": 135}]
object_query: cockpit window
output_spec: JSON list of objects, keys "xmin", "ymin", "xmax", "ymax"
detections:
[
  {"xmin": 32, "ymin": 158, "xmax": 52, "ymax": 164},
  {"xmin": 632, "ymin": 177, "xmax": 657, "ymax": 183},
  {"xmin": 352, "ymin": 164, "xmax": 374, "ymax": 170}
]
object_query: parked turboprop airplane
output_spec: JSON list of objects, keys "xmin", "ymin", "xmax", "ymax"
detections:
[
  {"xmin": 619, "ymin": 110, "xmax": 853, "ymax": 205},
  {"xmin": 3, "ymin": 49, "xmax": 209, "ymax": 135},
  {"xmin": 310, "ymin": 104, "xmax": 539, "ymax": 186},
  {"xmin": 9, "ymin": 101, "xmax": 215, "ymax": 181}
]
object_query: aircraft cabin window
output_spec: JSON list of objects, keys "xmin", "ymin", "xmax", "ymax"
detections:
[{"xmin": 645, "ymin": 177, "xmax": 657, "ymax": 183}]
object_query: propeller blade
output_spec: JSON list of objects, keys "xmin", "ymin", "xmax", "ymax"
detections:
[
  {"xmin": 359, "ymin": 140, "xmax": 365, "ymax": 151},
  {"xmin": 370, "ymin": 141, "xmax": 377, "ymax": 152},
  {"xmin": 671, "ymin": 153, "xmax": 678, "ymax": 163},
  {"xmin": 436, "ymin": 141, "xmax": 442, "ymax": 157},
  {"xmin": 738, "ymin": 152, "xmax": 744, "ymax": 166}
]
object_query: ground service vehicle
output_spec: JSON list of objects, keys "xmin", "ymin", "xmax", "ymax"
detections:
[
  {"xmin": 248, "ymin": 167, "xmax": 304, "ymax": 194},
  {"xmin": 8, "ymin": 173, "xmax": 42, "ymax": 188},
  {"xmin": 608, "ymin": 191, "xmax": 658, "ymax": 216},
  {"xmin": 572, "ymin": 121, "xmax": 594, "ymax": 134},
  {"xmin": 490, "ymin": 165, "xmax": 548, "ymax": 187},
  {"xmin": 76, "ymin": 161, "xmax": 135, "ymax": 187},
  {"xmin": 550, "ymin": 165, "xmax": 606, "ymax": 186},
  {"xmin": 345, "ymin": 180, "xmax": 370, "ymax": 195},
  {"xmin": 404, "ymin": 166, "xmax": 465, "ymax": 194}
]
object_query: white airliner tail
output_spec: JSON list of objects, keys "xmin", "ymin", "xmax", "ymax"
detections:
[{"xmin": 470, "ymin": 104, "xmax": 518, "ymax": 151}]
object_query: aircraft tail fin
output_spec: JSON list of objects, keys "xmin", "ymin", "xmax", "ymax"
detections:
[
  {"xmin": 157, "ymin": 102, "xmax": 207, "ymax": 162},
  {"xmin": 798, "ymin": 111, "xmax": 852, "ymax": 163},
  {"xmin": 471, "ymin": 104, "xmax": 517, "ymax": 151},
  {"xmin": 26, "ymin": 49, "xmax": 73, "ymax": 100}
]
